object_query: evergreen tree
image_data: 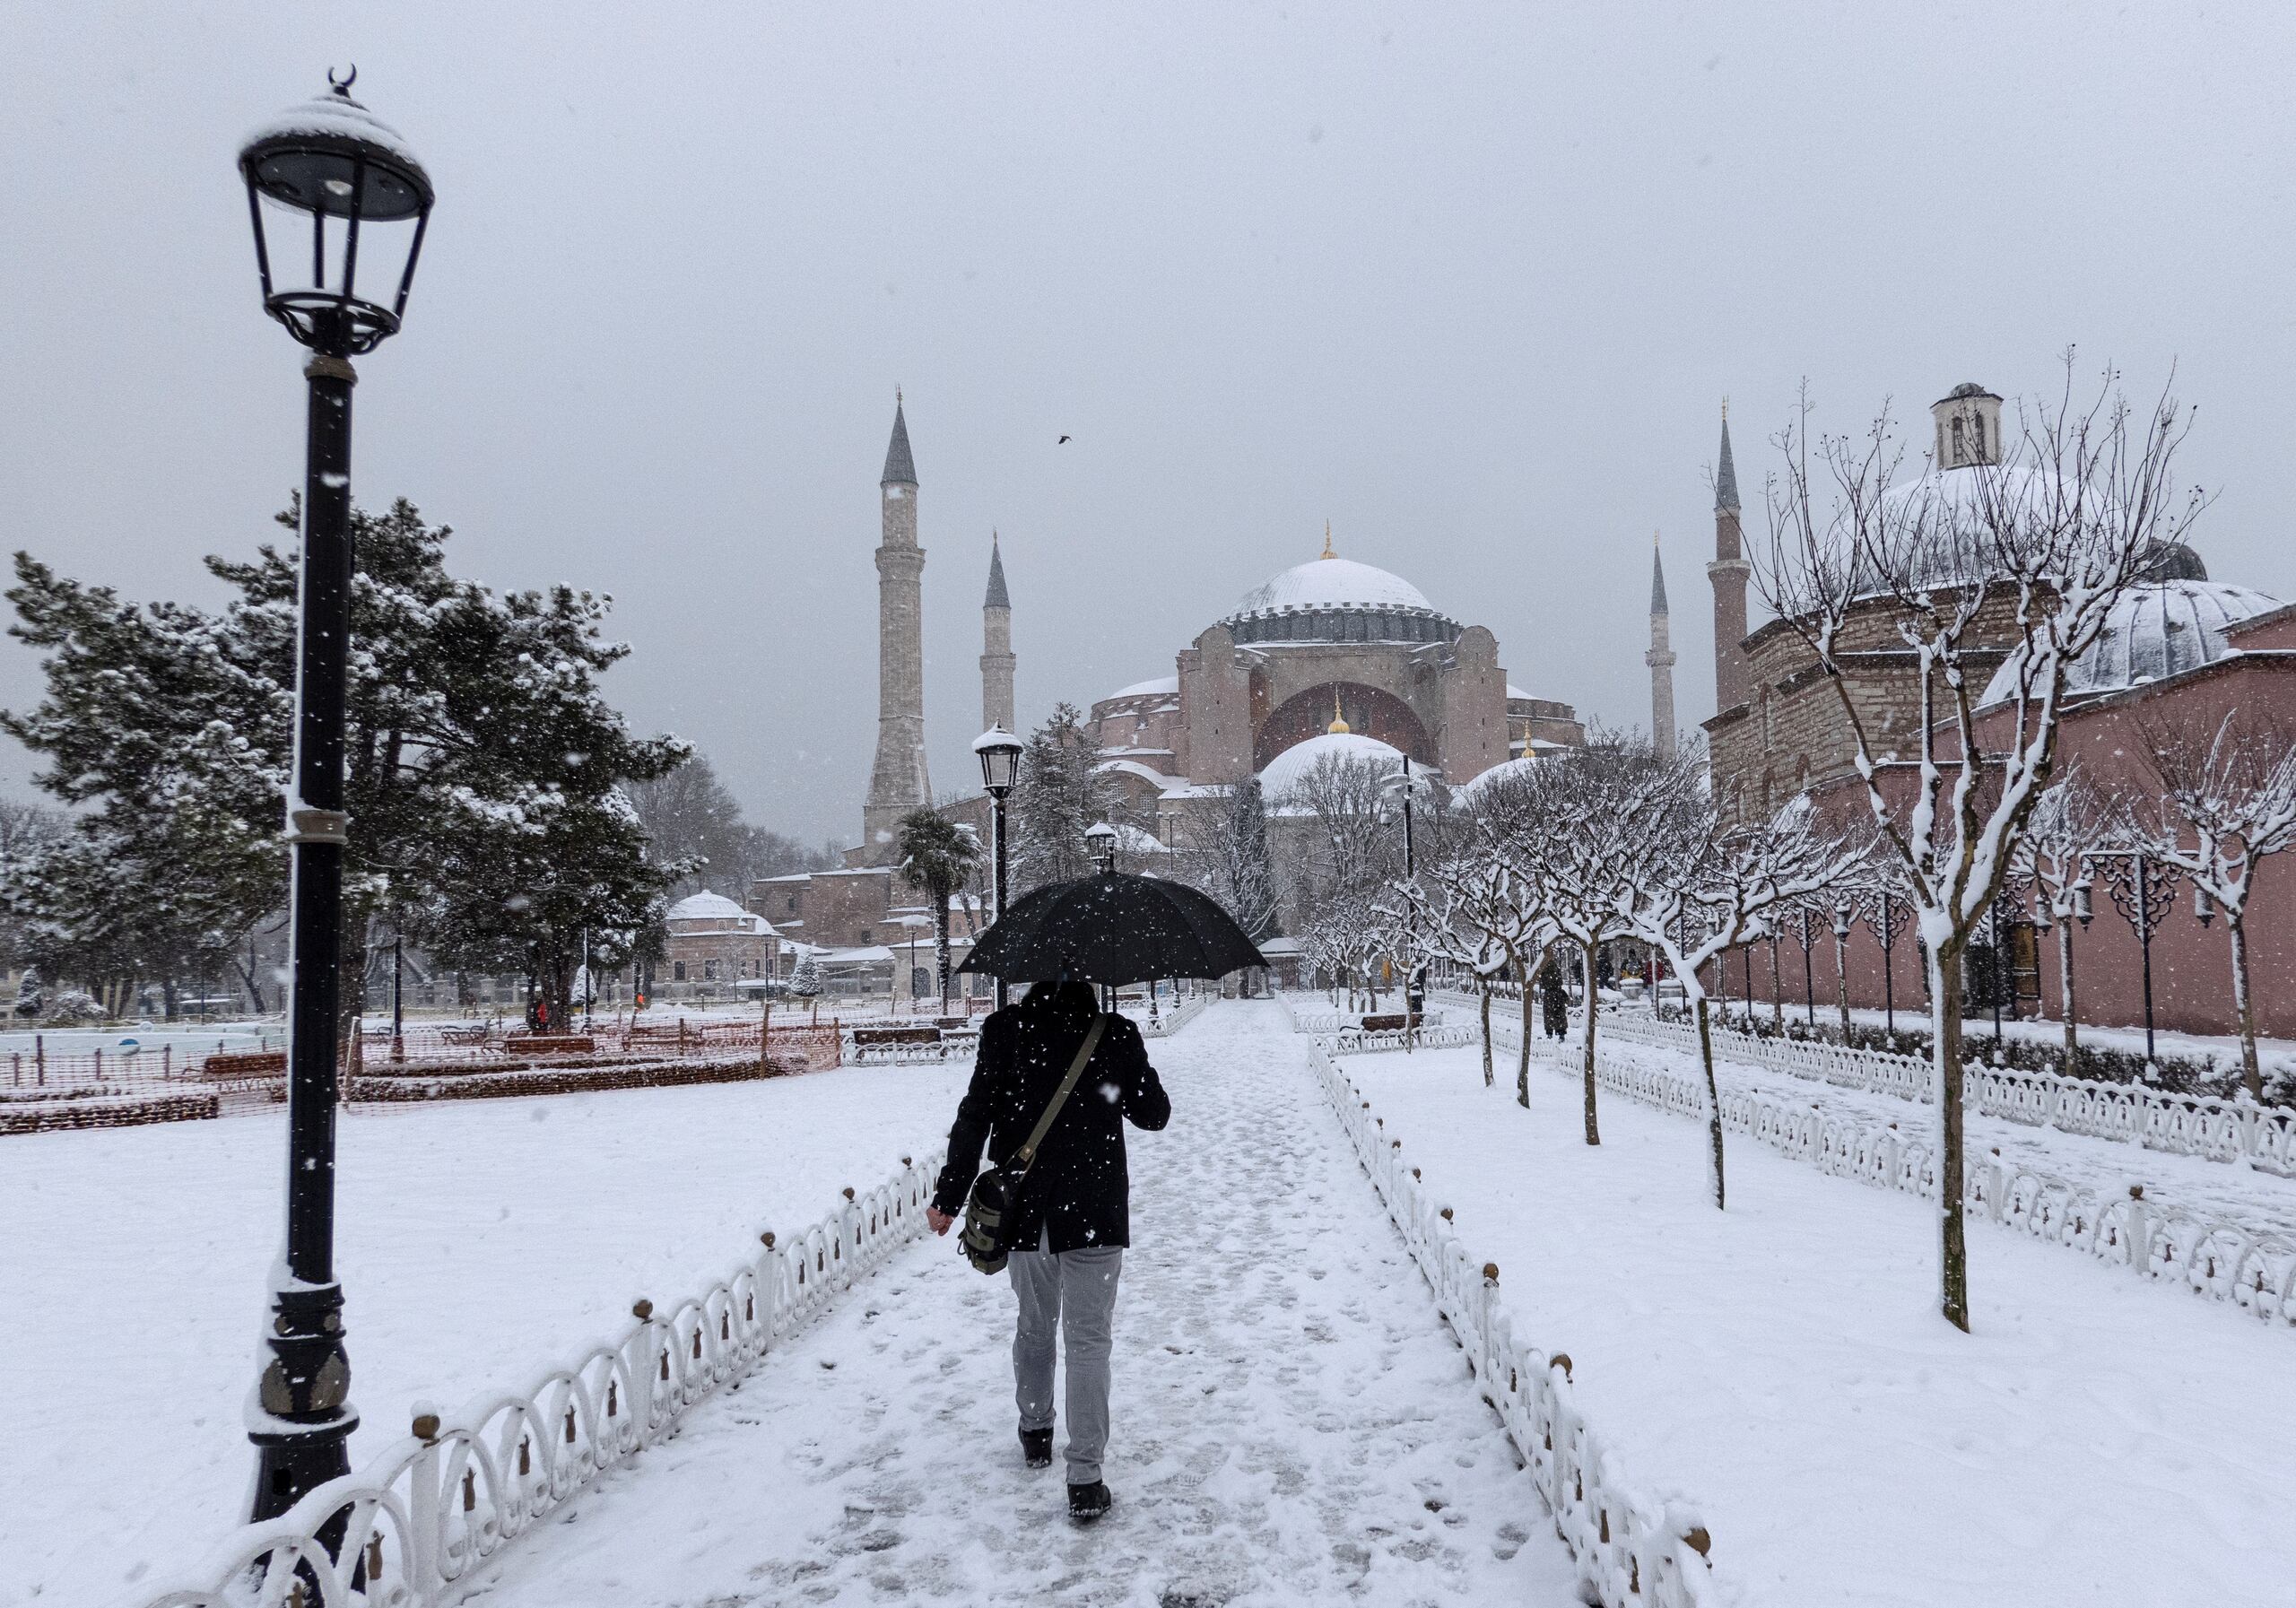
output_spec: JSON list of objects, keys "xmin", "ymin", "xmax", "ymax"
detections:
[
  {"xmin": 790, "ymin": 949, "xmax": 823, "ymax": 998},
  {"xmin": 1012, "ymin": 702, "xmax": 1109, "ymax": 891},
  {"xmin": 13, "ymin": 965, "xmax": 40, "ymax": 1019},
  {"xmin": 2, "ymin": 498, "xmax": 685, "ymax": 1030},
  {"xmin": 1182, "ymin": 777, "xmax": 1279, "ymax": 939}
]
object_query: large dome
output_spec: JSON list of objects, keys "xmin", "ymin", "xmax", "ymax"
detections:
[
  {"xmin": 1978, "ymin": 579, "xmax": 2283, "ymax": 706},
  {"xmin": 1227, "ymin": 557, "xmax": 1436, "ymax": 620}
]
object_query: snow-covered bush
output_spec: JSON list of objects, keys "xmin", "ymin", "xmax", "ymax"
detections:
[{"xmin": 42, "ymin": 987, "xmax": 102, "ymax": 1022}]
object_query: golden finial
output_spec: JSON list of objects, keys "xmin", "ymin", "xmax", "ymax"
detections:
[
  {"xmin": 896, "ymin": 386, "xmax": 904, "ymax": 406},
  {"xmin": 1720, "ymin": 395, "xmax": 1728, "ymax": 422},
  {"xmin": 1320, "ymin": 519, "xmax": 1335, "ymax": 561},
  {"xmin": 1326, "ymin": 687, "xmax": 1350, "ymax": 734}
]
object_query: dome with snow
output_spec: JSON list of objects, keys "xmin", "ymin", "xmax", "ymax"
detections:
[
  {"xmin": 1104, "ymin": 674, "xmax": 1179, "ymax": 701},
  {"xmin": 666, "ymin": 891, "xmax": 770, "ymax": 933},
  {"xmin": 1257, "ymin": 731, "xmax": 1409, "ymax": 800},
  {"xmin": 1978, "ymin": 579, "xmax": 2283, "ymax": 707},
  {"xmin": 1220, "ymin": 556, "xmax": 1457, "ymax": 646}
]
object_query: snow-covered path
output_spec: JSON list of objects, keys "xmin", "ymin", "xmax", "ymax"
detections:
[{"xmin": 480, "ymin": 1001, "xmax": 1578, "ymax": 1606}]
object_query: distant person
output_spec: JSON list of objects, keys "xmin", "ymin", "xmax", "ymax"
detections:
[{"xmin": 926, "ymin": 979, "xmax": 1170, "ymax": 1522}]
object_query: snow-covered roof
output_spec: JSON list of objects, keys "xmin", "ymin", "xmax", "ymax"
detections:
[
  {"xmin": 1096, "ymin": 757, "xmax": 1189, "ymax": 794},
  {"xmin": 1106, "ymin": 674, "xmax": 1178, "ymax": 700},
  {"xmin": 1258, "ymin": 732, "xmax": 1408, "ymax": 799},
  {"xmin": 1978, "ymin": 578, "xmax": 2284, "ymax": 707},
  {"xmin": 670, "ymin": 886, "xmax": 757, "ymax": 923},
  {"xmin": 1455, "ymin": 754, "xmax": 1544, "ymax": 803},
  {"xmin": 1506, "ymin": 683, "xmax": 1535, "ymax": 701},
  {"xmin": 1224, "ymin": 558, "xmax": 1439, "ymax": 622}
]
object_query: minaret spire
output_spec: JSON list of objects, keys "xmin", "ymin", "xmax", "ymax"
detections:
[
  {"xmin": 1647, "ymin": 531, "xmax": 1678, "ymax": 760},
  {"xmin": 980, "ymin": 531, "xmax": 1015, "ymax": 735},
  {"xmin": 1707, "ymin": 400, "xmax": 1752, "ymax": 713},
  {"xmin": 863, "ymin": 394, "xmax": 931, "ymax": 856},
  {"xmin": 1320, "ymin": 519, "xmax": 1335, "ymax": 561}
]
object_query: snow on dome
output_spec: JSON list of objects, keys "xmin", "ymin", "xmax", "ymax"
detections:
[
  {"xmin": 1979, "ymin": 579, "xmax": 2283, "ymax": 707},
  {"xmin": 1225, "ymin": 558, "xmax": 1438, "ymax": 621},
  {"xmin": 668, "ymin": 891, "xmax": 752, "ymax": 922},
  {"xmin": 1257, "ymin": 731, "xmax": 1407, "ymax": 800},
  {"xmin": 1107, "ymin": 674, "xmax": 1179, "ymax": 700}
]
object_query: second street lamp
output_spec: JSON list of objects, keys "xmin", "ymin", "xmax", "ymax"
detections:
[
  {"xmin": 972, "ymin": 726, "xmax": 1022, "ymax": 1010},
  {"xmin": 237, "ymin": 72, "xmax": 433, "ymax": 1524}
]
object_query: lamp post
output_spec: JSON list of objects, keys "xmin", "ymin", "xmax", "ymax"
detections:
[
  {"xmin": 972, "ymin": 727, "xmax": 1022, "ymax": 1011},
  {"xmin": 1085, "ymin": 821, "xmax": 1118, "ymax": 875},
  {"xmin": 236, "ymin": 73, "xmax": 433, "ymax": 1525},
  {"xmin": 1831, "ymin": 902, "xmax": 1854, "ymax": 1042}
]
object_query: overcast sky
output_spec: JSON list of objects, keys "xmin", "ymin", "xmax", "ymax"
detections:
[{"xmin": 4, "ymin": 2, "xmax": 2290, "ymax": 847}]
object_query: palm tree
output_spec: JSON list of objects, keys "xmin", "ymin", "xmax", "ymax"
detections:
[{"xmin": 897, "ymin": 808, "xmax": 983, "ymax": 1012}]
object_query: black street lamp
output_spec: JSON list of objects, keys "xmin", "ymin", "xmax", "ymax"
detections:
[
  {"xmin": 973, "ymin": 726, "xmax": 1022, "ymax": 1011},
  {"xmin": 1085, "ymin": 821, "xmax": 1119, "ymax": 876},
  {"xmin": 237, "ymin": 73, "xmax": 433, "ymax": 1524}
]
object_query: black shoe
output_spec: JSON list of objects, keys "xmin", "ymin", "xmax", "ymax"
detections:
[
  {"xmin": 1019, "ymin": 1428, "xmax": 1054, "ymax": 1469},
  {"xmin": 1067, "ymin": 1481, "xmax": 1112, "ymax": 1522}
]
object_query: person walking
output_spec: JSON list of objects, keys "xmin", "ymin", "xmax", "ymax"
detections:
[{"xmin": 926, "ymin": 979, "xmax": 1170, "ymax": 1521}]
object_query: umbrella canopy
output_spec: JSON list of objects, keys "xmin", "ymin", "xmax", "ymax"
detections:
[{"xmin": 958, "ymin": 872, "xmax": 1268, "ymax": 985}]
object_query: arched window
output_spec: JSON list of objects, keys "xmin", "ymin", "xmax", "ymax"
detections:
[
  {"xmin": 1951, "ymin": 416, "xmax": 1967, "ymax": 465},
  {"xmin": 1972, "ymin": 413, "xmax": 1987, "ymax": 462}
]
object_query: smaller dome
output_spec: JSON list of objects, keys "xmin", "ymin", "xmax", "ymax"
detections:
[
  {"xmin": 1258, "ymin": 731, "xmax": 1408, "ymax": 799},
  {"xmin": 1104, "ymin": 674, "xmax": 1178, "ymax": 700},
  {"xmin": 668, "ymin": 891, "xmax": 751, "ymax": 922},
  {"xmin": 1979, "ymin": 579, "xmax": 2283, "ymax": 706}
]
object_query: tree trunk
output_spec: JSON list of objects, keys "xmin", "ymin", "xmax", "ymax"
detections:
[
  {"xmin": 2229, "ymin": 913, "xmax": 2263, "ymax": 1101},
  {"xmin": 1579, "ymin": 937, "xmax": 1601, "ymax": 1145},
  {"xmin": 934, "ymin": 895, "xmax": 952, "ymax": 1013},
  {"xmin": 1932, "ymin": 943, "xmax": 1970, "ymax": 1334},
  {"xmin": 1478, "ymin": 979, "xmax": 1494, "ymax": 1089},
  {"xmin": 2057, "ymin": 917, "xmax": 2078, "ymax": 1072},
  {"xmin": 1769, "ymin": 937, "xmax": 1783, "ymax": 1033},
  {"xmin": 1516, "ymin": 951, "xmax": 1535, "ymax": 1108},
  {"xmin": 1695, "ymin": 991, "xmax": 1726, "ymax": 1209}
]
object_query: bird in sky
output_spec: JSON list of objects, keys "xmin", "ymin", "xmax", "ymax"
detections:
[{"xmin": 1058, "ymin": 435, "xmax": 1071, "ymax": 444}]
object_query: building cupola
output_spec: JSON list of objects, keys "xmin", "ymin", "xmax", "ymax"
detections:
[{"xmin": 1931, "ymin": 382, "xmax": 2004, "ymax": 470}]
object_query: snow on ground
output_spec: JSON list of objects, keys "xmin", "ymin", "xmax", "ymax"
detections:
[
  {"xmin": 0, "ymin": 1061, "xmax": 970, "ymax": 1608},
  {"xmin": 478, "ymin": 1002, "xmax": 1580, "ymax": 1607},
  {"xmin": 1345, "ymin": 1039, "xmax": 2296, "ymax": 1608}
]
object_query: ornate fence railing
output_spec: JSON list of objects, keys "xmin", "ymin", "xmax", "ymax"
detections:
[
  {"xmin": 1309, "ymin": 1039, "xmax": 1719, "ymax": 1606},
  {"xmin": 1596, "ymin": 1013, "xmax": 2296, "ymax": 1178},
  {"xmin": 1369, "ymin": 1010, "xmax": 2296, "ymax": 1331},
  {"xmin": 1135, "ymin": 993, "xmax": 1211, "ymax": 1038},
  {"xmin": 137, "ymin": 1149, "xmax": 946, "ymax": 1608},
  {"xmin": 1327, "ymin": 1023, "xmax": 1478, "ymax": 1056}
]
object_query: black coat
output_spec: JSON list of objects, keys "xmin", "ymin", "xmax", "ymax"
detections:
[{"xmin": 930, "ymin": 990, "xmax": 1170, "ymax": 1253}]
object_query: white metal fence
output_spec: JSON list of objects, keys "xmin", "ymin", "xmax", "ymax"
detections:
[
  {"xmin": 1135, "ymin": 992, "xmax": 1211, "ymax": 1038},
  {"xmin": 1309, "ymin": 1039, "xmax": 1719, "ymax": 1606},
  {"xmin": 1597, "ymin": 1013, "xmax": 2296, "ymax": 1178},
  {"xmin": 138, "ymin": 1149, "xmax": 946, "ymax": 1608},
  {"xmin": 1374, "ymin": 1010, "xmax": 2296, "ymax": 1331}
]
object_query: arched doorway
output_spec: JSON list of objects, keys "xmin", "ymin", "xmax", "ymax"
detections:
[{"xmin": 1253, "ymin": 682, "xmax": 1433, "ymax": 771}]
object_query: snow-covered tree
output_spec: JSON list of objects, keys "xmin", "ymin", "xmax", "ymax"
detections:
[
  {"xmin": 1480, "ymin": 739, "xmax": 1665, "ymax": 1145},
  {"xmin": 12, "ymin": 964, "xmax": 40, "ymax": 1020},
  {"xmin": 1757, "ymin": 361, "xmax": 2205, "ymax": 1332},
  {"xmin": 2011, "ymin": 774, "xmax": 2110, "ymax": 1067},
  {"xmin": 789, "ymin": 948, "xmax": 823, "ymax": 999},
  {"xmin": 2121, "ymin": 714, "xmax": 2296, "ymax": 1100},
  {"xmin": 1013, "ymin": 703, "xmax": 1109, "ymax": 891},
  {"xmin": 3, "ymin": 498, "xmax": 688, "ymax": 1032},
  {"xmin": 1181, "ymin": 778, "xmax": 1279, "ymax": 941},
  {"xmin": 1620, "ymin": 780, "xmax": 1863, "ymax": 1209}
]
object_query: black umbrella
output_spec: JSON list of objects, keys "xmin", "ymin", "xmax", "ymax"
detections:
[{"xmin": 958, "ymin": 871, "xmax": 1267, "ymax": 985}]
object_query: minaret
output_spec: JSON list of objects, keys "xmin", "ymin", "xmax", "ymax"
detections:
[
  {"xmin": 1645, "ymin": 532, "xmax": 1678, "ymax": 759},
  {"xmin": 1707, "ymin": 401, "xmax": 1752, "ymax": 713},
  {"xmin": 863, "ymin": 394, "xmax": 931, "ymax": 855},
  {"xmin": 980, "ymin": 532, "xmax": 1015, "ymax": 734}
]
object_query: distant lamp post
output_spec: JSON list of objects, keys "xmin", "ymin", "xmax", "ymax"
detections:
[
  {"xmin": 1085, "ymin": 821, "xmax": 1119, "ymax": 876},
  {"xmin": 972, "ymin": 726, "xmax": 1022, "ymax": 1010},
  {"xmin": 1831, "ymin": 902, "xmax": 1854, "ymax": 1041},
  {"xmin": 236, "ymin": 72, "xmax": 432, "ymax": 1525}
]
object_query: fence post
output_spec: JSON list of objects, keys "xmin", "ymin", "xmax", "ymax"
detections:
[
  {"xmin": 35, "ymin": 1034, "xmax": 43, "ymax": 1086},
  {"xmin": 407, "ymin": 1409, "xmax": 442, "ymax": 1601}
]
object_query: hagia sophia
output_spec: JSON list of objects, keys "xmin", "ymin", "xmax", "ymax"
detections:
[{"xmin": 709, "ymin": 387, "xmax": 2296, "ymax": 1040}]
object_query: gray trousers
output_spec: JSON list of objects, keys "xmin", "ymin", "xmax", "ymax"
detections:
[{"xmin": 1007, "ymin": 1239, "xmax": 1125, "ymax": 1484}]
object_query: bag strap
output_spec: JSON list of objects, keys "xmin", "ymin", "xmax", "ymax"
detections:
[{"xmin": 1009, "ymin": 1013, "xmax": 1108, "ymax": 1180}]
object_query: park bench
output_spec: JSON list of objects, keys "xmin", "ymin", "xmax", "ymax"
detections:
[
  {"xmin": 852, "ymin": 1025, "xmax": 941, "ymax": 1047},
  {"xmin": 500, "ymin": 1034, "xmax": 596, "ymax": 1055},
  {"xmin": 201, "ymin": 1049, "xmax": 287, "ymax": 1080}
]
